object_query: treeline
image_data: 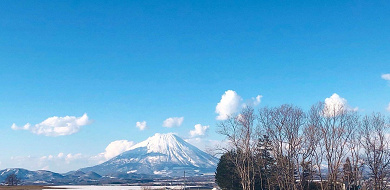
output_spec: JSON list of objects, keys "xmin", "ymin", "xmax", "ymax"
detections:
[{"xmin": 215, "ymin": 102, "xmax": 390, "ymax": 190}]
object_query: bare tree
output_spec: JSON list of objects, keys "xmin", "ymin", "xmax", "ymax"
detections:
[
  {"xmin": 217, "ymin": 107, "xmax": 258, "ymax": 190},
  {"xmin": 313, "ymin": 102, "xmax": 358, "ymax": 190},
  {"xmin": 215, "ymin": 102, "xmax": 390, "ymax": 190},
  {"xmin": 259, "ymin": 106, "xmax": 286, "ymax": 190},
  {"xmin": 360, "ymin": 113, "xmax": 390, "ymax": 190},
  {"xmin": 307, "ymin": 103, "xmax": 326, "ymax": 190},
  {"xmin": 343, "ymin": 157, "xmax": 353, "ymax": 190},
  {"xmin": 301, "ymin": 121, "xmax": 321, "ymax": 190},
  {"xmin": 258, "ymin": 105, "xmax": 305, "ymax": 190},
  {"xmin": 347, "ymin": 118, "xmax": 364, "ymax": 189}
]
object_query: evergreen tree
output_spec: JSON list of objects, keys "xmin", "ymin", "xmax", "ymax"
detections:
[
  {"xmin": 343, "ymin": 157, "xmax": 354, "ymax": 190},
  {"xmin": 255, "ymin": 135, "xmax": 277, "ymax": 190},
  {"xmin": 215, "ymin": 151, "xmax": 242, "ymax": 190}
]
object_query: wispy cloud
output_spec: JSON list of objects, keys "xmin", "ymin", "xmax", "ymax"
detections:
[
  {"xmin": 11, "ymin": 113, "xmax": 92, "ymax": 136},
  {"xmin": 189, "ymin": 124, "xmax": 209, "ymax": 137},
  {"xmin": 381, "ymin": 73, "xmax": 390, "ymax": 81},
  {"xmin": 9, "ymin": 152, "xmax": 90, "ymax": 173},
  {"xmin": 185, "ymin": 138, "xmax": 227, "ymax": 156},
  {"xmin": 11, "ymin": 123, "xmax": 31, "ymax": 130},
  {"xmin": 251, "ymin": 95, "xmax": 262, "ymax": 106},
  {"xmin": 64, "ymin": 153, "xmax": 83, "ymax": 164},
  {"xmin": 162, "ymin": 117, "xmax": 184, "ymax": 128},
  {"xmin": 387, "ymin": 103, "xmax": 390, "ymax": 112},
  {"xmin": 136, "ymin": 121, "xmax": 147, "ymax": 131}
]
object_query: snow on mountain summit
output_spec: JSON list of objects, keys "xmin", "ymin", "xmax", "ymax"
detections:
[
  {"xmin": 125, "ymin": 133, "xmax": 216, "ymax": 167},
  {"xmin": 80, "ymin": 133, "xmax": 218, "ymax": 176}
]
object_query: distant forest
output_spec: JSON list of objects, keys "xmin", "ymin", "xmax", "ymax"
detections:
[{"xmin": 215, "ymin": 102, "xmax": 390, "ymax": 190}]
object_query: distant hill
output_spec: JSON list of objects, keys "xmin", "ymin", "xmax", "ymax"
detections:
[{"xmin": 0, "ymin": 168, "xmax": 63, "ymax": 185}]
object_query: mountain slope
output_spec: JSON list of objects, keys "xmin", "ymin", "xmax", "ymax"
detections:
[
  {"xmin": 81, "ymin": 133, "xmax": 218, "ymax": 176},
  {"xmin": 0, "ymin": 168, "xmax": 64, "ymax": 184}
]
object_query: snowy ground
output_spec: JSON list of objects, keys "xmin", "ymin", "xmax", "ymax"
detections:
[{"xmin": 45, "ymin": 185, "xmax": 191, "ymax": 190}]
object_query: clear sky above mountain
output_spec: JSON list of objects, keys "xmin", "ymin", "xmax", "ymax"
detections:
[{"xmin": 0, "ymin": 0, "xmax": 389, "ymax": 173}]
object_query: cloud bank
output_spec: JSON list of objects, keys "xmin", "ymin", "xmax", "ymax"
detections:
[
  {"xmin": 9, "ymin": 152, "xmax": 90, "ymax": 173},
  {"xmin": 11, "ymin": 113, "xmax": 91, "ymax": 136},
  {"xmin": 6, "ymin": 138, "xmax": 135, "ymax": 172},
  {"xmin": 163, "ymin": 117, "xmax": 184, "ymax": 128}
]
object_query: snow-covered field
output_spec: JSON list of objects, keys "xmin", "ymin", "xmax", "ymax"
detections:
[{"xmin": 45, "ymin": 185, "xmax": 187, "ymax": 190}]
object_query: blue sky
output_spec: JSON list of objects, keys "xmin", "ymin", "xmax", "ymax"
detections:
[{"xmin": 0, "ymin": 0, "xmax": 389, "ymax": 172}]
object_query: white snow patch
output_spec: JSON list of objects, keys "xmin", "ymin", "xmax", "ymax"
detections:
[{"xmin": 127, "ymin": 170, "xmax": 137, "ymax": 174}]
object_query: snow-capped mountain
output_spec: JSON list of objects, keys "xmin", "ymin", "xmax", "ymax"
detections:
[
  {"xmin": 80, "ymin": 133, "xmax": 218, "ymax": 177},
  {"xmin": 0, "ymin": 168, "xmax": 104, "ymax": 185},
  {"xmin": 0, "ymin": 168, "xmax": 64, "ymax": 185}
]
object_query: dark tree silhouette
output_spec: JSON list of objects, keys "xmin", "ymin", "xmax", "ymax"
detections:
[
  {"xmin": 5, "ymin": 173, "xmax": 20, "ymax": 186},
  {"xmin": 343, "ymin": 157, "xmax": 353, "ymax": 190},
  {"xmin": 215, "ymin": 151, "xmax": 242, "ymax": 190}
]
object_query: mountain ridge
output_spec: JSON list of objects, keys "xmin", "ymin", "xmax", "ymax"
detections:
[{"xmin": 0, "ymin": 133, "xmax": 218, "ymax": 184}]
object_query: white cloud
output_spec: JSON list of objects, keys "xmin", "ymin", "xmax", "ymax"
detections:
[
  {"xmin": 163, "ymin": 117, "xmax": 184, "ymax": 128},
  {"xmin": 216, "ymin": 90, "xmax": 262, "ymax": 120},
  {"xmin": 11, "ymin": 113, "xmax": 91, "ymax": 136},
  {"xmin": 96, "ymin": 140, "xmax": 134, "ymax": 161},
  {"xmin": 11, "ymin": 123, "xmax": 31, "ymax": 130},
  {"xmin": 387, "ymin": 103, "xmax": 390, "ymax": 112},
  {"xmin": 243, "ymin": 95, "xmax": 263, "ymax": 107},
  {"xmin": 381, "ymin": 73, "xmax": 390, "ymax": 81},
  {"xmin": 323, "ymin": 93, "xmax": 358, "ymax": 117},
  {"xmin": 215, "ymin": 90, "xmax": 242, "ymax": 120},
  {"xmin": 40, "ymin": 155, "xmax": 54, "ymax": 161},
  {"xmin": 103, "ymin": 140, "xmax": 134, "ymax": 160},
  {"xmin": 189, "ymin": 124, "xmax": 209, "ymax": 137},
  {"xmin": 252, "ymin": 95, "xmax": 262, "ymax": 106},
  {"xmin": 136, "ymin": 121, "xmax": 147, "ymax": 131},
  {"xmin": 7, "ymin": 142, "xmax": 138, "ymax": 173}
]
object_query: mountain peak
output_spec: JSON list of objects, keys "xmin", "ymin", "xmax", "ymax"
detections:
[
  {"xmin": 129, "ymin": 133, "xmax": 183, "ymax": 153},
  {"xmin": 146, "ymin": 132, "xmax": 179, "ymax": 143},
  {"xmin": 152, "ymin": 132, "xmax": 176, "ymax": 137},
  {"xmin": 80, "ymin": 133, "xmax": 218, "ymax": 176}
]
